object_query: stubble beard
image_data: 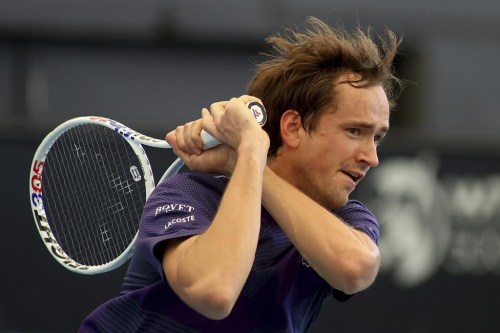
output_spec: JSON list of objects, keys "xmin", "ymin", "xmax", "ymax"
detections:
[{"xmin": 297, "ymin": 170, "xmax": 349, "ymax": 210}]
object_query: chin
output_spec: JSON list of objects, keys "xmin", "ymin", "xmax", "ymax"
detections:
[{"xmin": 325, "ymin": 195, "xmax": 349, "ymax": 210}]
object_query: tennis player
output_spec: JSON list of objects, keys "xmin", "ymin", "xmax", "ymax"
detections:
[{"xmin": 80, "ymin": 16, "xmax": 402, "ymax": 332}]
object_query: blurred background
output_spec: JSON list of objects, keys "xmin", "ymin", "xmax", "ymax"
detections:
[{"xmin": 1, "ymin": 0, "xmax": 500, "ymax": 332}]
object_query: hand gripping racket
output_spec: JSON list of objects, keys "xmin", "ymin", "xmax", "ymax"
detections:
[{"xmin": 29, "ymin": 102, "xmax": 267, "ymax": 274}]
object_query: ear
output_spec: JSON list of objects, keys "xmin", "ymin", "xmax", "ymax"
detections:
[{"xmin": 280, "ymin": 110, "xmax": 302, "ymax": 149}]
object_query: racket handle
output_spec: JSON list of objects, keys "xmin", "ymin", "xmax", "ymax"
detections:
[
  {"xmin": 200, "ymin": 130, "xmax": 220, "ymax": 150},
  {"xmin": 200, "ymin": 101, "xmax": 267, "ymax": 150}
]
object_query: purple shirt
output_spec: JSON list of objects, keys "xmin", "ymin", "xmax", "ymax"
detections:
[{"xmin": 80, "ymin": 173, "xmax": 379, "ymax": 333}]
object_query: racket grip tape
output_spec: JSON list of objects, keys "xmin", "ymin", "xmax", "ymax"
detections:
[{"xmin": 201, "ymin": 101, "xmax": 267, "ymax": 150}]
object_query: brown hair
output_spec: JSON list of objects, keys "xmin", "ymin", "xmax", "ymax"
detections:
[{"xmin": 246, "ymin": 17, "xmax": 403, "ymax": 157}]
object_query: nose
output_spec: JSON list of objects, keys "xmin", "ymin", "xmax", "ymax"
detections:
[{"xmin": 358, "ymin": 141, "xmax": 379, "ymax": 168}]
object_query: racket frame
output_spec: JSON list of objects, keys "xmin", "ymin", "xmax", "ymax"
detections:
[{"xmin": 29, "ymin": 116, "xmax": 169, "ymax": 274}]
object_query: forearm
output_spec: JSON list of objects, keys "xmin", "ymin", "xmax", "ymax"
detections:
[
  {"xmin": 165, "ymin": 144, "xmax": 267, "ymax": 318},
  {"xmin": 262, "ymin": 167, "xmax": 380, "ymax": 294}
]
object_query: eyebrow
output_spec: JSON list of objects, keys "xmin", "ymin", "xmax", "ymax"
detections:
[{"xmin": 349, "ymin": 121, "xmax": 390, "ymax": 135}]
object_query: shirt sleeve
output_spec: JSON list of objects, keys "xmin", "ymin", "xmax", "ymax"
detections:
[
  {"xmin": 135, "ymin": 173, "xmax": 225, "ymax": 273},
  {"xmin": 332, "ymin": 199, "xmax": 380, "ymax": 245},
  {"xmin": 328, "ymin": 200, "xmax": 380, "ymax": 301}
]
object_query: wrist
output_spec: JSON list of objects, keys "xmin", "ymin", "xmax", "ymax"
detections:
[{"xmin": 237, "ymin": 136, "xmax": 269, "ymax": 159}]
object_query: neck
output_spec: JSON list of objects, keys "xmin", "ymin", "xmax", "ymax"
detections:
[{"xmin": 267, "ymin": 154, "xmax": 295, "ymax": 185}]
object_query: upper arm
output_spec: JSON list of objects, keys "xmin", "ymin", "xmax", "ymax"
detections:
[
  {"xmin": 354, "ymin": 227, "xmax": 381, "ymax": 268},
  {"xmin": 162, "ymin": 235, "xmax": 198, "ymax": 287}
]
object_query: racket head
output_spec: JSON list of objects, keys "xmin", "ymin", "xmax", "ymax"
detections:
[{"xmin": 29, "ymin": 116, "xmax": 156, "ymax": 274}]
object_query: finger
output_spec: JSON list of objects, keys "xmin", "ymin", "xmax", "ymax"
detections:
[
  {"xmin": 174, "ymin": 125, "xmax": 187, "ymax": 151},
  {"xmin": 165, "ymin": 130, "xmax": 176, "ymax": 147},
  {"xmin": 189, "ymin": 118, "xmax": 205, "ymax": 153},
  {"xmin": 175, "ymin": 124, "xmax": 198, "ymax": 155},
  {"xmin": 207, "ymin": 100, "xmax": 229, "ymax": 124},
  {"xmin": 201, "ymin": 107, "xmax": 218, "ymax": 139},
  {"xmin": 181, "ymin": 121, "xmax": 203, "ymax": 155},
  {"xmin": 166, "ymin": 127, "xmax": 190, "ymax": 161}
]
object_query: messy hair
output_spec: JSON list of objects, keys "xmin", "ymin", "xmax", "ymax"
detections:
[{"xmin": 247, "ymin": 16, "xmax": 403, "ymax": 157}]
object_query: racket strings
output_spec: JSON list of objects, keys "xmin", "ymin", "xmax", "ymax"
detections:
[
  {"xmin": 42, "ymin": 124, "xmax": 147, "ymax": 266},
  {"xmin": 97, "ymin": 127, "xmax": 144, "ymax": 261},
  {"xmin": 45, "ymin": 125, "xmax": 110, "ymax": 264}
]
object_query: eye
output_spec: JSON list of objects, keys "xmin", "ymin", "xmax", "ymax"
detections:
[
  {"xmin": 347, "ymin": 128, "xmax": 360, "ymax": 136},
  {"xmin": 374, "ymin": 135, "xmax": 385, "ymax": 147}
]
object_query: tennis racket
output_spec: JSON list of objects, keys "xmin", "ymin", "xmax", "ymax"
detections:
[{"xmin": 29, "ymin": 102, "xmax": 267, "ymax": 275}]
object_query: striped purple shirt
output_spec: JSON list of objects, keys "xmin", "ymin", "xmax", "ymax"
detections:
[{"xmin": 80, "ymin": 173, "xmax": 379, "ymax": 333}]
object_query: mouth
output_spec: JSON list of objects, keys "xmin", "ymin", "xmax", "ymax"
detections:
[{"xmin": 341, "ymin": 170, "xmax": 364, "ymax": 184}]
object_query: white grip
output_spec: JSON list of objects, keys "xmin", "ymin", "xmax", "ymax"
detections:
[
  {"xmin": 200, "ymin": 101, "xmax": 267, "ymax": 150},
  {"xmin": 200, "ymin": 130, "xmax": 220, "ymax": 150}
]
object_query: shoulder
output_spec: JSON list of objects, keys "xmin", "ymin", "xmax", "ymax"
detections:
[
  {"xmin": 333, "ymin": 199, "xmax": 374, "ymax": 218},
  {"xmin": 154, "ymin": 172, "xmax": 228, "ymax": 197},
  {"xmin": 333, "ymin": 200, "xmax": 380, "ymax": 244},
  {"xmin": 143, "ymin": 172, "xmax": 227, "ymax": 219}
]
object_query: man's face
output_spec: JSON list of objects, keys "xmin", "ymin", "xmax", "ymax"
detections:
[{"xmin": 291, "ymin": 82, "xmax": 390, "ymax": 209}]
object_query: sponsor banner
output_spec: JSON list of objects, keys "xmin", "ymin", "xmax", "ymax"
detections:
[{"xmin": 355, "ymin": 150, "xmax": 500, "ymax": 287}]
